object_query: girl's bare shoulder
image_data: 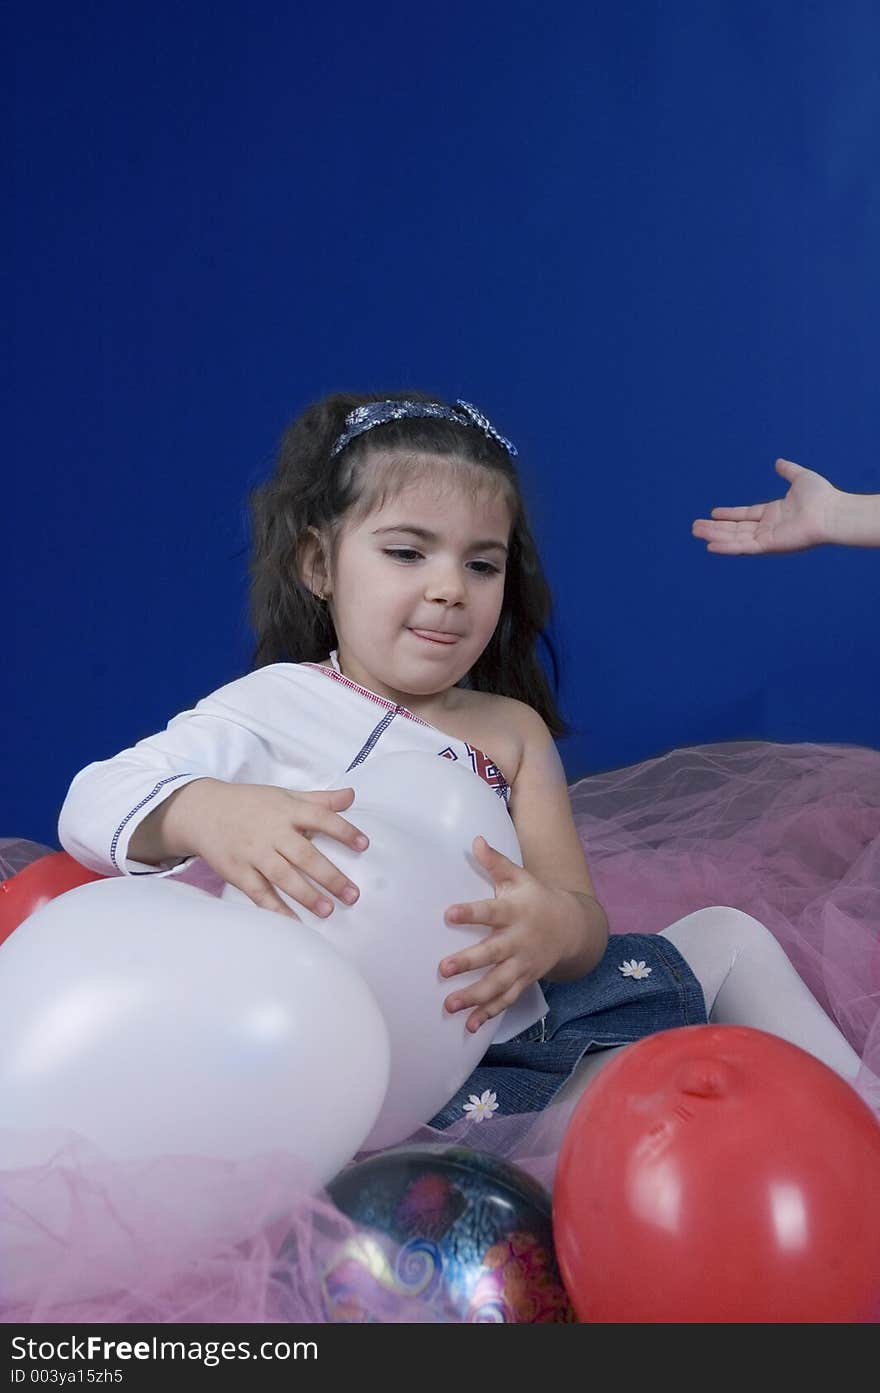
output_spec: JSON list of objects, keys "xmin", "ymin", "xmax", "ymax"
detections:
[{"xmin": 443, "ymin": 687, "xmax": 537, "ymax": 786}]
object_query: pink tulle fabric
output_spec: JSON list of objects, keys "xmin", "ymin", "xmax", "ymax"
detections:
[
  {"xmin": 2, "ymin": 739, "xmax": 878, "ymax": 1323},
  {"xmin": 572, "ymin": 738, "xmax": 880, "ymax": 1115}
]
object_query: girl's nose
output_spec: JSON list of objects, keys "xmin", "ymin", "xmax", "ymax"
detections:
[{"xmin": 424, "ymin": 565, "xmax": 466, "ymax": 604}]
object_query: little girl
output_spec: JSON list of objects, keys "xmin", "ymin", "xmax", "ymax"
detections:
[{"xmin": 58, "ymin": 392, "xmax": 862, "ymax": 1128}]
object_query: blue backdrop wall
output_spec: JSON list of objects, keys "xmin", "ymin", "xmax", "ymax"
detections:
[{"xmin": 6, "ymin": 0, "xmax": 880, "ymax": 848}]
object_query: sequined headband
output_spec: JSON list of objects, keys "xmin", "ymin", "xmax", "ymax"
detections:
[{"xmin": 329, "ymin": 399, "xmax": 518, "ymax": 458}]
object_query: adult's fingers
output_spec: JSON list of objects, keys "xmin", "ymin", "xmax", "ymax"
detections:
[
  {"xmin": 709, "ymin": 503, "xmax": 767, "ymax": 521},
  {"xmin": 775, "ymin": 457, "xmax": 804, "ymax": 479},
  {"xmin": 693, "ymin": 518, "xmax": 762, "ymax": 550}
]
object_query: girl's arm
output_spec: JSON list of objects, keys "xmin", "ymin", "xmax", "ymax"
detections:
[
  {"xmin": 58, "ymin": 696, "xmax": 368, "ymax": 918},
  {"xmin": 58, "ymin": 711, "xmax": 271, "ymax": 878},
  {"xmin": 57, "ymin": 667, "xmax": 347, "ymax": 880},
  {"xmin": 507, "ymin": 703, "xmax": 609, "ymax": 979},
  {"xmin": 441, "ymin": 703, "xmax": 609, "ymax": 1032}
]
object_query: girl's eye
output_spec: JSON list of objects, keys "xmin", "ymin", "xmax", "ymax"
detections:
[
  {"xmin": 382, "ymin": 549, "xmax": 501, "ymax": 576},
  {"xmin": 384, "ymin": 548, "xmax": 423, "ymax": 562}
]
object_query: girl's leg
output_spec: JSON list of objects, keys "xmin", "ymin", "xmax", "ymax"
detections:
[
  {"xmin": 553, "ymin": 906, "xmax": 860, "ymax": 1110},
  {"xmin": 660, "ymin": 906, "xmax": 861, "ymax": 1080}
]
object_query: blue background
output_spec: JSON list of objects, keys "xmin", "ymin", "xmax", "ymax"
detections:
[{"xmin": 6, "ymin": 1, "xmax": 880, "ymax": 848}]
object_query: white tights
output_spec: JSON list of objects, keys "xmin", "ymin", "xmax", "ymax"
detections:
[{"xmin": 557, "ymin": 906, "xmax": 861, "ymax": 1103}]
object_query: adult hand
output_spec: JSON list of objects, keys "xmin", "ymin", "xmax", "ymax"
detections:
[{"xmin": 692, "ymin": 459, "xmax": 839, "ymax": 554}]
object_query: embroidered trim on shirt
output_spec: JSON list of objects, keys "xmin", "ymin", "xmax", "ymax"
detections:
[
  {"xmin": 110, "ymin": 773, "xmax": 197, "ymax": 872},
  {"xmin": 302, "ymin": 661, "xmax": 510, "ymax": 805},
  {"xmin": 346, "ymin": 709, "xmax": 399, "ymax": 771},
  {"xmin": 466, "ymin": 743, "xmax": 510, "ymax": 803},
  {"xmin": 302, "ymin": 662, "xmax": 433, "ymax": 726}
]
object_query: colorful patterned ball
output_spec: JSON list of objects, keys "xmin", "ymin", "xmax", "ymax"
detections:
[{"xmin": 321, "ymin": 1144, "xmax": 575, "ymax": 1323}]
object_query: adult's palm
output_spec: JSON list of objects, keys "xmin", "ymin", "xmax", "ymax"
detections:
[{"xmin": 692, "ymin": 459, "xmax": 837, "ymax": 554}]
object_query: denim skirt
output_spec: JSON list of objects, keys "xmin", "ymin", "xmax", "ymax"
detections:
[{"xmin": 428, "ymin": 932, "xmax": 707, "ymax": 1129}]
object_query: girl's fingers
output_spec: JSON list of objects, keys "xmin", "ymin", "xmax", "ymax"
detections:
[
  {"xmin": 464, "ymin": 980, "xmax": 527, "ymax": 1034},
  {"xmin": 235, "ymin": 869, "xmax": 300, "ymax": 919},
  {"xmin": 444, "ymin": 962, "xmax": 522, "ymax": 1017},
  {"xmin": 445, "ymin": 898, "xmax": 500, "ymax": 928},
  {"xmin": 295, "ymin": 787, "xmax": 356, "ymax": 808},
  {"xmin": 325, "ymin": 813, "xmax": 370, "ymax": 851},
  {"xmin": 296, "ymin": 802, "xmax": 370, "ymax": 853},
  {"xmin": 288, "ymin": 789, "xmax": 370, "ymax": 849},
  {"xmin": 266, "ymin": 848, "xmax": 357, "ymax": 915},
  {"xmin": 265, "ymin": 856, "xmax": 335, "ymax": 917},
  {"xmin": 473, "ymin": 836, "xmax": 523, "ymax": 887},
  {"xmin": 439, "ymin": 935, "xmax": 503, "ymax": 978}
]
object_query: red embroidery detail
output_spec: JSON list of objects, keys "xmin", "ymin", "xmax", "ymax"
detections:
[
  {"xmin": 304, "ymin": 664, "xmax": 509, "ymax": 798},
  {"xmin": 303, "ymin": 663, "xmax": 432, "ymax": 725},
  {"xmin": 466, "ymin": 743, "xmax": 510, "ymax": 798}
]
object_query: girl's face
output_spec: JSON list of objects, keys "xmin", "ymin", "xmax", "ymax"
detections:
[{"xmin": 326, "ymin": 463, "xmax": 513, "ymax": 708}]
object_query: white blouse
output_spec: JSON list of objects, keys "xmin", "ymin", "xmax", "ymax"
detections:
[{"xmin": 58, "ymin": 653, "xmax": 545, "ymax": 1043}]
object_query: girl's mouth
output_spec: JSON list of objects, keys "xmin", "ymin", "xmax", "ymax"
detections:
[{"xmin": 409, "ymin": 629, "xmax": 461, "ymax": 645}]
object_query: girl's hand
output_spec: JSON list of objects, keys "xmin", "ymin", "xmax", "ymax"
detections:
[
  {"xmin": 692, "ymin": 459, "xmax": 839, "ymax": 554},
  {"xmin": 439, "ymin": 835, "xmax": 589, "ymax": 1034},
  {"xmin": 166, "ymin": 779, "xmax": 369, "ymax": 918}
]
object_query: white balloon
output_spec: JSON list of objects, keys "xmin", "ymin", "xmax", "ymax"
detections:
[
  {"xmin": 0, "ymin": 876, "xmax": 390, "ymax": 1178},
  {"xmin": 223, "ymin": 751, "xmax": 524, "ymax": 1149}
]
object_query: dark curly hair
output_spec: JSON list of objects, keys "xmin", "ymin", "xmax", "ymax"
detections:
[{"xmin": 248, "ymin": 389, "xmax": 568, "ymax": 736}]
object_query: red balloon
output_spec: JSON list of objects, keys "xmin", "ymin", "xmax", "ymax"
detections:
[
  {"xmin": 0, "ymin": 851, "xmax": 106, "ymax": 947},
  {"xmin": 553, "ymin": 1025, "xmax": 880, "ymax": 1323}
]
